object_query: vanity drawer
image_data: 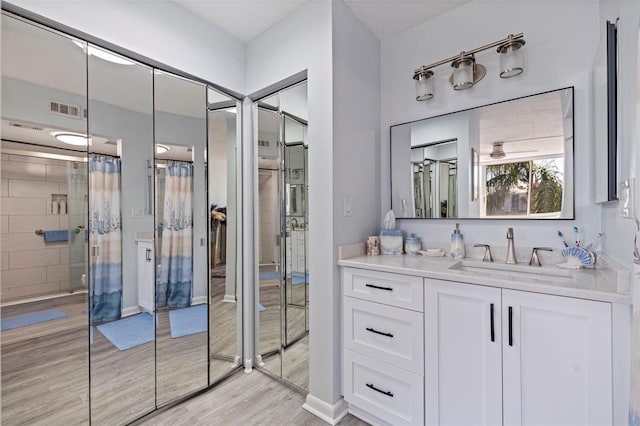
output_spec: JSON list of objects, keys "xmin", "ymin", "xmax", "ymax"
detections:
[
  {"xmin": 343, "ymin": 267, "xmax": 423, "ymax": 312},
  {"xmin": 344, "ymin": 297, "xmax": 423, "ymax": 374},
  {"xmin": 344, "ymin": 349, "xmax": 424, "ymax": 426}
]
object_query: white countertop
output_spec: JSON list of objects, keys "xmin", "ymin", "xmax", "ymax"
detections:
[{"xmin": 338, "ymin": 253, "xmax": 631, "ymax": 304}]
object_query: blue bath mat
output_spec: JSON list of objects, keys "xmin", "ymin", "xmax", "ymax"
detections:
[
  {"xmin": 259, "ymin": 272, "xmax": 281, "ymax": 280},
  {"xmin": 169, "ymin": 304, "xmax": 207, "ymax": 338},
  {"xmin": 291, "ymin": 276, "xmax": 309, "ymax": 285},
  {"xmin": 96, "ymin": 312, "xmax": 154, "ymax": 351},
  {"xmin": 1, "ymin": 308, "xmax": 68, "ymax": 331},
  {"xmin": 259, "ymin": 304, "xmax": 266, "ymax": 312}
]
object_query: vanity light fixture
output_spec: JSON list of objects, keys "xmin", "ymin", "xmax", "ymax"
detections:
[
  {"xmin": 52, "ymin": 132, "xmax": 89, "ymax": 146},
  {"xmin": 156, "ymin": 144, "xmax": 170, "ymax": 155},
  {"xmin": 413, "ymin": 33, "xmax": 525, "ymax": 101},
  {"xmin": 489, "ymin": 142, "xmax": 506, "ymax": 159}
]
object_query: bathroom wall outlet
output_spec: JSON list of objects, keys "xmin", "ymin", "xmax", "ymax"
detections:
[
  {"xmin": 344, "ymin": 196, "xmax": 353, "ymax": 217},
  {"xmin": 132, "ymin": 207, "xmax": 145, "ymax": 218}
]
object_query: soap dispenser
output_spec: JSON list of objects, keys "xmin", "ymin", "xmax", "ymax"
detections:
[{"xmin": 450, "ymin": 223, "xmax": 465, "ymax": 260}]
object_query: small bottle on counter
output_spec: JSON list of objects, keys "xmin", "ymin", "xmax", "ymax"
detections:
[{"xmin": 450, "ymin": 223, "xmax": 465, "ymax": 259}]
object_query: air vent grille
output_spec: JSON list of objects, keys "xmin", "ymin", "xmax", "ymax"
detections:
[
  {"xmin": 258, "ymin": 140, "xmax": 270, "ymax": 147},
  {"xmin": 104, "ymin": 141, "xmax": 118, "ymax": 146},
  {"xmin": 8, "ymin": 122, "xmax": 44, "ymax": 131},
  {"xmin": 49, "ymin": 100, "xmax": 82, "ymax": 119}
]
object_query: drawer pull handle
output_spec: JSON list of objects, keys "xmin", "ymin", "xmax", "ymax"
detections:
[
  {"xmin": 366, "ymin": 383, "xmax": 394, "ymax": 397},
  {"xmin": 366, "ymin": 327, "xmax": 394, "ymax": 338},
  {"xmin": 365, "ymin": 283, "xmax": 393, "ymax": 291}
]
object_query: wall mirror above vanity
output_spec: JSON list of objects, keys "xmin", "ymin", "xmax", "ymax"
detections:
[{"xmin": 391, "ymin": 87, "xmax": 575, "ymax": 219}]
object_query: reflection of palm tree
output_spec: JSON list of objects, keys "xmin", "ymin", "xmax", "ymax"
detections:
[{"xmin": 486, "ymin": 160, "xmax": 562, "ymax": 215}]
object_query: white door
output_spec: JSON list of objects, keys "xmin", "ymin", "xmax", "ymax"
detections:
[
  {"xmin": 424, "ymin": 279, "xmax": 502, "ymax": 426},
  {"xmin": 502, "ymin": 289, "xmax": 612, "ymax": 426}
]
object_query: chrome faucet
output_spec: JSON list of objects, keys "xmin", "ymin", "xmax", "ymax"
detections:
[
  {"xmin": 506, "ymin": 227, "xmax": 517, "ymax": 264},
  {"xmin": 473, "ymin": 244, "xmax": 493, "ymax": 262},
  {"xmin": 529, "ymin": 247, "xmax": 553, "ymax": 266},
  {"xmin": 290, "ymin": 218, "xmax": 298, "ymax": 229}
]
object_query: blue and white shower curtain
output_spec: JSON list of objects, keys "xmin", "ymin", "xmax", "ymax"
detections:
[
  {"xmin": 157, "ymin": 161, "xmax": 193, "ymax": 308},
  {"xmin": 89, "ymin": 155, "xmax": 122, "ymax": 322}
]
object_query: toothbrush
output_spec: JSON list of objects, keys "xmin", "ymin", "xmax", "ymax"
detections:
[
  {"xmin": 573, "ymin": 226, "xmax": 580, "ymax": 247},
  {"xmin": 584, "ymin": 233, "xmax": 604, "ymax": 252},
  {"xmin": 557, "ymin": 231, "xmax": 570, "ymax": 247}
]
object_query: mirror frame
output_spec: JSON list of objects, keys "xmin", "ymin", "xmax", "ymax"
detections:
[{"xmin": 390, "ymin": 87, "xmax": 575, "ymax": 220}]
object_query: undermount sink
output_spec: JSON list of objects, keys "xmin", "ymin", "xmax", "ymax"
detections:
[{"xmin": 448, "ymin": 260, "xmax": 575, "ymax": 284}]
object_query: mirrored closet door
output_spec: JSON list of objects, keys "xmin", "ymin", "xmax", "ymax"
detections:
[
  {"xmin": 1, "ymin": 14, "xmax": 90, "ymax": 425},
  {"xmin": 255, "ymin": 81, "xmax": 309, "ymax": 391},
  {"xmin": 87, "ymin": 45, "xmax": 156, "ymax": 423},
  {"xmin": 154, "ymin": 70, "xmax": 209, "ymax": 405},
  {"xmin": 207, "ymin": 88, "xmax": 243, "ymax": 383}
]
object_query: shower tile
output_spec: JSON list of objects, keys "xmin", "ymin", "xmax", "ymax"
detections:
[
  {"xmin": 1, "ymin": 266, "xmax": 46, "ymax": 288},
  {"xmin": 46, "ymin": 165, "xmax": 67, "ymax": 183},
  {"xmin": 0, "ymin": 197, "xmax": 46, "ymax": 215},
  {"xmin": 2, "ymin": 281, "xmax": 61, "ymax": 301},
  {"xmin": 1, "ymin": 160, "xmax": 46, "ymax": 181},
  {"xmin": 8, "ymin": 214, "xmax": 60, "ymax": 233},
  {"xmin": 1, "ymin": 154, "xmax": 8, "ymax": 161},
  {"xmin": 0, "ymin": 232, "xmax": 45, "ymax": 252},
  {"xmin": 9, "ymin": 248, "xmax": 60, "ymax": 269},
  {"xmin": 8, "ymin": 154, "xmax": 63, "ymax": 166},
  {"xmin": 46, "ymin": 264, "xmax": 69, "ymax": 282},
  {"xmin": 8, "ymin": 180, "xmax": 59, "ymax": 198},
  {"xmin": 1, "ymin": 252, "xmax": 8, "ymax": 270},
  {"xmin": 1, "ymin": 216, "xmax": 7, "ymax": 234},
  {"xmin": 60, "ymin": 249, "xmax": 69, "ymax": 265},
  {"xmin": 1, "ymin": 179, "xmax": 7, "ymax": 197}
]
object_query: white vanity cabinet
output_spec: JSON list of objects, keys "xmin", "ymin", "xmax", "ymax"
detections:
[
  {"xmin": 342, "ymin": 267, "xmax": 424, "ymax": 425},
  {"xmin": 424, "ymin": 278, "xmax": 613, "ymax": 426}
]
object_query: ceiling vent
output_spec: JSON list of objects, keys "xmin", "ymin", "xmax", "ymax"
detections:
[
  {"xmin": 104, "ymin": 140, "xmax": 118, "ymax": 146},
  {"xmin": 49, "ymin": 100, "xmax": 82, "ymax": 119},
  {"xmin": 8, "ymin": 122, "xmax": 44, "ymax": 131}
]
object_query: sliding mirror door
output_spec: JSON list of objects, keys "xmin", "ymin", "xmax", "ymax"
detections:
[
  {"xmin": 87, "ymin": 45, "xmax": 156, "ymax": 424},
  {"xmin": 1, "ymin": 14, "xmax": 90, "ymax": 424},
  {"xmin": 154, "ymin": 71, "xmax": 208, "ymax": 405},
  {"xmin": 207, "ymin": 88, "xmax": 242, "ymax": 383}
]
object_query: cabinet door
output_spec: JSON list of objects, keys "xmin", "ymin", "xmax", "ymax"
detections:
[
  {"xmin": 425, "ymin": 279, "xmax": 502, "ymax": 426},
  {"xmin": 502, "ymin": 289, "xmax": 612, "ymax": 426}
]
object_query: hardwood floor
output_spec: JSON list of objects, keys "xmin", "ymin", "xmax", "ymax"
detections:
[{"xmin": 139, "ymin": 369, "xmax": 369, "ymax": 426}]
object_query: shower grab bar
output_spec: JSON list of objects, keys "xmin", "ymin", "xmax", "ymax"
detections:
[{"xmin": 35, "ymin": 225, "xmax": 85, "ymax": 236}]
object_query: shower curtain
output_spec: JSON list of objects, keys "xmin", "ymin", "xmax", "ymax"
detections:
[
  {"xmin": 89, "ymin": 155, "xmax": 123, "ymax": 322},
  {"xmin": 157, "ymin": 161, "xmax": 193, "ymax": 308}
]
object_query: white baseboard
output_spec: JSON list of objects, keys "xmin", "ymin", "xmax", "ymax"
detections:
[
  {"xmin": 222, "ymin": 294, "xmax": 236, "ymax": 303},
  {"xmin": 121, "ymin": 305, "xmax": 141, "ymax": 317},
  {"xmin": 191, "ymin": 296, "xmax": 207, "ymax": 306},
  {"xmin": 348, "ymin": 404, "xmax": 387, "ymax": 426},
  {"xmin": 302, "ymin": 394, "xmax": 348, "ymax": 425}
]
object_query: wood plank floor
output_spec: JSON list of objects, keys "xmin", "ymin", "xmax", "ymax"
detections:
[{"xmin": 139, "ymin": 369, "xmax": 369, "ymax": 426}]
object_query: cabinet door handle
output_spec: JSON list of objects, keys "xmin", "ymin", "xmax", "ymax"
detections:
[
  {"xmin": 365, "ymin": 283, "xmax": 393, "ymax": 292},
  {"xmin": 366, "ymin": 383, "xmax": 394, "ymax": 397},
  {"xmin": 508, "ymin": 306, "xmax": 513, "ymax": 346},
  {"xmin": 490, "ymin": 303, "xmax": 495, "ymax": 342},
  {"xmin": 366, "ymin": 327, "xmax": 394, "ymax": 338},
  {"xmin": 146, "ymin": 248, "xmax": 152, "ymax": 262}
]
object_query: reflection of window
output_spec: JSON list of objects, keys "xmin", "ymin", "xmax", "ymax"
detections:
[{"xmin": 484, "ymin": 158, "xmax": 563, "ymax": 217}]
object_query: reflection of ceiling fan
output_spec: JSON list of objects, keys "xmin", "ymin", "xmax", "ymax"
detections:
[{"xmin": 489, "ymin": 141, "xmax": 538, "ymax": 159}]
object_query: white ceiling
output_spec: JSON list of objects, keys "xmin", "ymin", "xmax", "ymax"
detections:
[{"xmin": 174, "ymin": 0, "xmax": 472, "ymax": 42}]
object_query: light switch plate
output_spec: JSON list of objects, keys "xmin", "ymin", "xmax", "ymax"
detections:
[
  {"xmin": 344, "ymin": 196, "xmax": 352, "ymax": 217},
  {"xmin": 132, "ymin": 207, "xmax": 145, "ymax": 218}
]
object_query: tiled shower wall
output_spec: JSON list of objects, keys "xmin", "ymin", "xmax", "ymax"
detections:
[{"xmin": 0, "ymin": 153, "xmax": 84, "ymax": 302}]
